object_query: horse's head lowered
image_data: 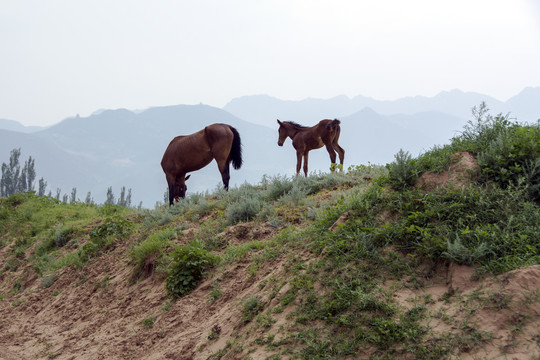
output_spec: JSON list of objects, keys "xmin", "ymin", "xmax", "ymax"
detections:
[{"xmin": 176, "ymin": 174, "xmax": 191, "ymax": 200}]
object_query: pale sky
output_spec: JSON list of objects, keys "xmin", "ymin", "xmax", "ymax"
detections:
[{"xmin": 1, "ymin": 0, "xmax": 539, "ymax": 126}]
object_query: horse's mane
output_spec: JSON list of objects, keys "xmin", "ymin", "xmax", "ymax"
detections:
[{"xmin": 284, "ymin": 121, "xmax": 307, "ymax": 128}]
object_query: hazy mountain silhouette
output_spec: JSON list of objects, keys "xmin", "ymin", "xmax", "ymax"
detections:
[
  {"xmin": 0, "ymin": 118, "xmax": 46, "ymax": 133},
  {"xmin": 224, "ymin": 88, "xmax": 539, "ymax": 128},
  {"xmin": 505, "ymin": 87, "xmax": 540, "ymax": 122},
  {"xmin": 0, "ymin": 129, "xmax": 95, "ymax": 195},
  {"xmin": 338, "ymin": 108, "xmax": 468, "ymax": 166}
]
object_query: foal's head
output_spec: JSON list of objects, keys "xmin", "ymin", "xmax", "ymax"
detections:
[
  {"xmin": 277, "ymin": 119, "xmax": 304, "ymax": 146},
  {"xmin": 276, "ymin": 119, "xmax": 289, "ymax": 146}
]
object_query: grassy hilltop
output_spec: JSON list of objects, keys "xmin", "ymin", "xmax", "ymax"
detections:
[{"xmin": 0, "ymin": 106, "xmax": 539, "ymax": 359}]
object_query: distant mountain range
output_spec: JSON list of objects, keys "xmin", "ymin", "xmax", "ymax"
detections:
[
  {"xmin": 0, "ymin": 118, "xmax": 46, "ymax": 133},
  {"xmin": 223, "ymin": 87, "xmax": 540, "ymax": 127},
  {"xmin": 1, "ymin": 88, "xmax": 538, "ymax": 207}
]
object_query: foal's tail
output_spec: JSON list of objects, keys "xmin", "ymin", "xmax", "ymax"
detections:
[
  {"xmin": 228, "ymin": 125, "xmax": 243, "ymax": 170},
  {"xmin": 327, "ymin": 119, "xmax": 341, "ymax": 130}
]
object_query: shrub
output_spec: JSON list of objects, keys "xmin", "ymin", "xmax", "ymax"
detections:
[
  {"xmin": 225, "ymin": 198, "xmax": 262, "ymax": 224},
  {"xmin": 262, "ymin": 175, "xmax": 295, "ymax": 201},
  {"xmin": 41, "ymin": 274, "xmax": 58, "ymax": 288},
  {"xmin": 141, "ymin": 316, "xmax": 155, "ymax": 329},
  {"xmin": 387, "ymin": 149, "xmax": 417, "ymax": 190},
  {"xmin": 449, "ymin": 103, "xmax": 539, "ymax": 198},
  {"xmin": 443, "ymin": 236, "xmax": 491, "ymax": 265},
  {"xmin": 165, "ymin": 244, "xmax": 219, "ymax": 298},
  {"xmin": 53, "ymin": 224, "xmax": 74, "ymax": 247},
  {"xmin": 523, "ymin": 158, "xmax": 540, "ymax": 202},
  {"xmin": 78, "ymin": 216, "xmax": 133, "ymax": 263},
  {"xmin": 241, "ymin": 295, "xmax": 264, "ymax": 324},
  {"xmin": 89, "ymin": 216, "xmax": 132, "ymax": 240},
  {"xmin": 35, "ymin": 225, "xmax": 75, "ymax": 256},
  {"xmin": 6, "ymin": 192, "xmax": 26, "ymax": 207},
  {"xmin": 477, "ymin": 123, "xmax": 540, "ymax": 195},
  {"xmin": 375, "ymin": 185, "xmax": 539, "ymax": 273}
]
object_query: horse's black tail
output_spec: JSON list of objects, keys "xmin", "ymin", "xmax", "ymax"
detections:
[
  {"xmin": 327, "ymin": 118, "xmax": 341, "ymax": 130},
  {"xmin": 228, "ymin": 125, "xmax": 243, "ymax": 170}
]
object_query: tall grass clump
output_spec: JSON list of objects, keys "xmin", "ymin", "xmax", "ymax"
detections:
[{"xmin": 130, "ymin": 228, "xmax": 175, "ymax": 278}]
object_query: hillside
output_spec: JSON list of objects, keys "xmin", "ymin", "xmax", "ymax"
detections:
[
  {"xmin": 1, "ymin": 109, "xmax": 539, "ymax": 359},
  {"xmin": 1, "ymin": 171, "xmax": 539, "ymax": 359}
]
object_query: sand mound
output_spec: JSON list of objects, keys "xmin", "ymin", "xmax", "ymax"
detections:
[{"xmin": 416, "ymin": 151, "xmax": 480, "ymax": 191}]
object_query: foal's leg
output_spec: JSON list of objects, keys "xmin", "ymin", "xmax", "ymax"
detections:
[
  {"xmin": 335, "ymin": 143, "xmax": 345, "ymax": 171},
  {"xmin": 325, "ymin": 144, "xmax": 338, "ymax": 172},
  {"xmin": 332, "ymin": 128, "xmax": 345, "ymax": 171},
  {"xmin": 296, "ymin": 151, "xmax": 303, "ymax": 176},
  {"xmin": 333, "ymin": 135, "xmax": 345, "ymax": 171},
  {"xmin": 303, "ymin": 151, "xmax": 309, "ymax": 177}
]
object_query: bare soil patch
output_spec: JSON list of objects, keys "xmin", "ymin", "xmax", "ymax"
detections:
[{"xmin": 416, "ymin": 151, "xmax": 480, "ymax": 191}]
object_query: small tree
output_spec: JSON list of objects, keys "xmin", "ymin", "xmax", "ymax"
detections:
[
  {"xmin": 38, "ymin": 177, "xmax": 47, "ymax": 196},
  {"xmin": 126, "ymin": 188, "xmax": 132, "ymax": 207},
  {"xmin": 19, "ymin": 156, "xmax": 36, "ymax": 193},
  {"xmin": 1, "ymin": 148, "xmax": 39, "ymax": 196},
  {"xmin": 105, "ymin": 186, "xmax": 115, "ymax": 205},
  {"xmin": 25, "ymin": 157, "xmax": 36, "ymax": 191},
  {"xmin": 85, "ymin": 192, "xmax": 94, "ymax": 204},
  {"xmin": 117, "ymin": 186, "xmax": 132, "ymax": 207},
  {"xmin": 1, "ymin": 148, "xmax": 21, "ymax": 196},
  {"xmin": 70, "ymin": 188, "xmax": 77, "ymax": 203}
]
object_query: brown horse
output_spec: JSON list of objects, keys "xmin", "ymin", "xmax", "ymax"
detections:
[
  {"xmin": 161, "ymin": 123, "xmax": 242, "ymax": 205},
  {"xmin": 277, "ymin": 119, "xmax": 345, "ymax": 177}
]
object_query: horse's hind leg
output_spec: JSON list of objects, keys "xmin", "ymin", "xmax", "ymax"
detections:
[{"xmin": 216, "ymin": 158, "xmax": 231, "ymax": 190}]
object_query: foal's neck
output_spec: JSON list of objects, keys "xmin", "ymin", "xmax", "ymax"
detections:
[{"xmin": 287, "ymin": 126, "xmax": 302, "ymax": 139}]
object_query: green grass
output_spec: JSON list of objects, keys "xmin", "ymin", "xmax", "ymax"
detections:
[{"xmin": 0, "ymin": 193, "xmax": 137, "ymax": 278}]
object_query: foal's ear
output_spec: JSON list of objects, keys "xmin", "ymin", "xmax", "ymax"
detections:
[
  {"xmin": 277, "ymin": 119, "xmax": 282, "ymax": 125},
  {"xmin": 185, "ymin": 175, "xmax": 191, "ymax": 181}
]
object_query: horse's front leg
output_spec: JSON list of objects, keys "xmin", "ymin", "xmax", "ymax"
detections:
[
  {"xmin": 296, "ymin": 151, "xmax": 303, "ymax": 176},
  {"xmin": 303, "ymin": 151, "xmax": 309, "ymax": 177}
]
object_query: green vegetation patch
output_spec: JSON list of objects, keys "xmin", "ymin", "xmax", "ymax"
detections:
[{"xmin": 165, "ymin": 243, "xmax": 220, "ymax": 298}]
